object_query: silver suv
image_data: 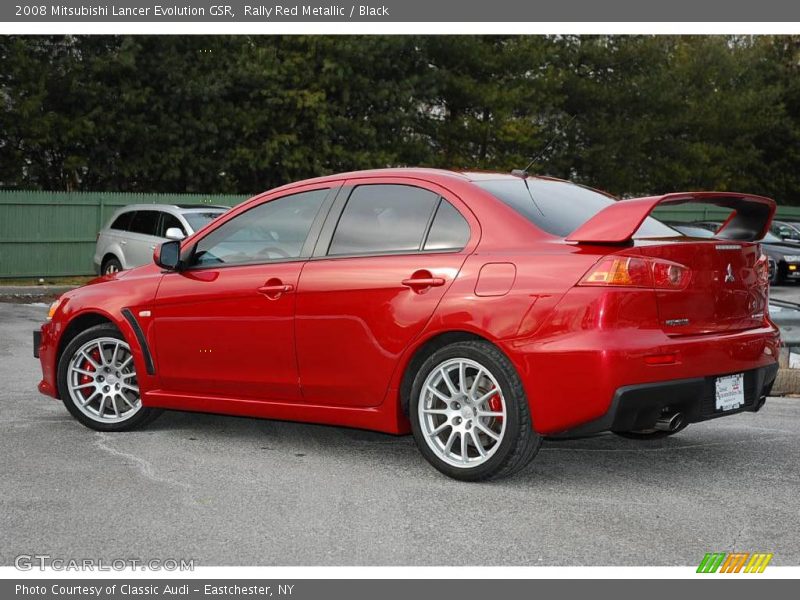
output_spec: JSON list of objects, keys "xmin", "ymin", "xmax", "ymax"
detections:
[{"xmin": 94, "ymin": 204, "xmax": 228, "ymax": 275}]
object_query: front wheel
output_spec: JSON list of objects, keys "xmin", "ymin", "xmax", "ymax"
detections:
[
  {"xmin": 769, "ymin": 265, "xmax": 780, "ymax": 286},
  {"xmin": 409, "ymin": 341, "xmax": 541, "ymax": 481},
  {"xmin": 102, "ymin": 257, "xmax": 122, "ymax": 275},
  {"xmin": 57, "ymin": 324, "xmax": 161, "ymax": 431}
]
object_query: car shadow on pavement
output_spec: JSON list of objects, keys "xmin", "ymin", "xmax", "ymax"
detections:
[{"xmin": 136, "ymin": 407, "xmax": 794, "ymax": 488}]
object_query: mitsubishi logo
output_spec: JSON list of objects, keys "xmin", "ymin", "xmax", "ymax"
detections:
[{"xmin": 725, "ymin": 263, "xmax": 735, "ymax": 283}]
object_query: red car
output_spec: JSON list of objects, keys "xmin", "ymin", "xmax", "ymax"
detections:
[{"xmin": 34, "ymin": 169, "xmax": 780, "ymax": 481}]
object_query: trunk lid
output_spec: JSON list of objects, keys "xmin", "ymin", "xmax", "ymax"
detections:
[{"xmin": 632, "ymin": 238, "xmax": 767, "ymax": 335}]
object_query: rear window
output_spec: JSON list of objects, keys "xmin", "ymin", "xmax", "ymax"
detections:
[
  {"xmin": 474, "ymin": 179, "xmax": 677, "ymax": 238},
  {"xmin": 183, "ymin": 211, "xmax": 225, "ymax": 232}
]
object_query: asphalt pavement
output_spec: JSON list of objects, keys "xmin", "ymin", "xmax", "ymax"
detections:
[{"xmin": 1, "ymin": 301, "xmax": 799, "ymax": 566}]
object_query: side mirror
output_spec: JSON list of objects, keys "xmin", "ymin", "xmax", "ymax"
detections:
[
  {"xmin": 165, "ymin": 227, "xmax": 185, "ymax": 241},
  {"xmin": 154, "ymin": 240, "xmax": 182, "ymax": 271}
]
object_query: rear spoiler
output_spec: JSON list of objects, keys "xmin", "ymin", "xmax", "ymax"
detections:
[{"xmin": 566, "ymin": 192, "xmax": 776, "ymax": 244}]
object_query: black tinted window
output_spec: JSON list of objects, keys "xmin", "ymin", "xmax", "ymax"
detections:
[
  {"xmin": 329, "ymin": 185, "xmax": 439, "ymax": 256},
  {"xmin": 110, "ymin": 211, "xmax": 134, "ymax": 231},
  {"xmin": 129, "ymin": 210, "xmax": 160, "ymax": 236},
  {"xmin": 158, "ymin": 213, "xmax": 185, "ymax": 237},
  {"xmin": 424, "ymin": 200, "xmax": 470, "ymax": 251},
  {"xmin": 475, "ymin": 179, "xmax": 677, "ymax": 238},
  {"xmin": 193, "ymin": 189, "xmax": 327, "ymax": 267}
]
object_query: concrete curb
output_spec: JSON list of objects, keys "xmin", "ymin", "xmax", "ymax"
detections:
[
  {"xmin": 773, "ymin": 368, "xmax": 800, "ymax": 396},
  {"xmin": 0, "ymin": 285, "xmax": 75, "ymax": 303}
]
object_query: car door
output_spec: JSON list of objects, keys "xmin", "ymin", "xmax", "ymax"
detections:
[
  {"xmin": 125, "ymin": 209, "xmax": 165, "ymax": 267},
  {"xmin": 151, "ymin": 185, "xmax": 336, "ymax": 401},
  {"xmin": 295, "ymin": 179, "xmax": 476, "ymax": 408}
]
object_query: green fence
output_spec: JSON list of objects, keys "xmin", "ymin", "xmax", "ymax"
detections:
[
  {"xmin": 0, "ymin": 191, "xmax": 248, "ymax": 278},
  {"xmin": 653, "ymin": 204, "xmax": 800, "ymax": 222},
  {"xmin": 4, "ymin": 191, "xmax": 800, "ymax": 278}
]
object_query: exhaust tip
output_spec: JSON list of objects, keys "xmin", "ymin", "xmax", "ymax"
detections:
[{"xmin": 654, "ymin": 412, "xmax": 684, "ymax": 432}]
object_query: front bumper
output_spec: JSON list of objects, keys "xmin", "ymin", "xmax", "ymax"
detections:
[
  {"xmin": 561, "ymin": 363, "xmax": 778, "ymax": 436},
  {"xmin": 786, "ymin": 265, "xmax": 800, "ymax": 279}
]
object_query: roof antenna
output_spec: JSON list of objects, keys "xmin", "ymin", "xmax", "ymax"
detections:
[{"xmin": 511, "ymin": 113, "xmax": 577, "ymax": 178}]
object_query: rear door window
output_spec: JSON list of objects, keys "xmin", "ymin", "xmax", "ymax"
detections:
[
  {"xmin": 423, "ymin": 200, "xmax": 471, "ymax": 251},
  {"xmin": 110, "ymin": 211, "xmax": 134, "ymax": 231},
  {"xmin": 328, "ymin": 185, "xmax": 440, "ymax": 256},
  {"xmin": 128, "ymin": 210, "xmax": 161, "ymax": 236}
]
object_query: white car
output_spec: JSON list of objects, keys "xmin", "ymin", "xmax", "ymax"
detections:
[{"xmin": 94, "ymin": 204, "xmax": 228, "ymax": 275}]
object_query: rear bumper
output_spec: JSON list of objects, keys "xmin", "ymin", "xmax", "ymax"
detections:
[
  {"xmin": 559, "ymin": 363, "xmax": 778, "ymax": 436},
  {"xmin": 504, "ymin": 321, "xmax": 781, "ymax": 435}
]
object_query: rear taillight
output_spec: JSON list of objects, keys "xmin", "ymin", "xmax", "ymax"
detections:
[
  {"xmin": 755, "ymin": 253, "xmax": 770, "ymax": 285},
  {"xmin": 579, "ymin": 256, "xmax": 691, "ymax": 290}
]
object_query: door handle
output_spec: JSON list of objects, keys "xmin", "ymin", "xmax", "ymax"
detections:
[
  {"xmin": 258, "ymin": 284, "xmax": 294, "ymax": 293},
  {"xmin": 120, "ymin": 240, "xmax": 127, "ymax": 245},
  {"xmin": 257, "ymin": 281, "xmax": 294, "ymax": 299},
  {"xmin": 401, "ymin": 277, "xmax": 445, "ymax": 288}
]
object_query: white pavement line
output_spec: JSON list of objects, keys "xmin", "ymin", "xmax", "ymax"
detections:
[{"xmin": 93, "ymin": 431, "xmax": 193, "ymax": 491}]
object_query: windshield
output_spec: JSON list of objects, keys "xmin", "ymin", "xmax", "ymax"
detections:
[
  {"xmin": 474, "ymin": 179, "xmax": 678, "ymax": 238},
  {"xmin": 763, "ymin": 231, "xmax": 784, "ymax": 243},
  {"xmin": 183, "ymin": 211, "xmax": 226, "ymax": 232}
]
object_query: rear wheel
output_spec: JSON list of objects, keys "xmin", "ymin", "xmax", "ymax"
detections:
[
  {"xmin": 57, "ymin": 324, "xmax": 161, "ymax": 431},
  {"xmin": 409, "ymin": 341, "xmax": 541, "ymax": 481}
]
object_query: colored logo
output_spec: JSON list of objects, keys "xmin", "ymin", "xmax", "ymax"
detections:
[{"xmin": 697, "ymin": 552, "xmax": 773, "ymax": 573}]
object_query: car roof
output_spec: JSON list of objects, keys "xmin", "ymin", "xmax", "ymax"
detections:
[
  {"xmin": 113, "ymin": 204, "xmax": 228, "ymax": 212},
  {"xmin": 174, "ymin": 204, "xmax": 229, "ymax": 210},
  {"xmin": 263, "ymin": 167, "xmax": 615, "ymax": 199}
]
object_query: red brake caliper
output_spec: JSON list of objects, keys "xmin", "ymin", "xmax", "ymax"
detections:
[
  {"xmin": 488, "ymin": 389, "xmax": 503, "ymax": 422},
  {"xmin": 79, "ymin": 349, "xmax": 102, "ymax": 400}
]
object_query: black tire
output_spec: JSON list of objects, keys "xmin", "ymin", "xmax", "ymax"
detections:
[
  {"xmin": 102, "ymin": 256, "xmax": 122, "ymax": 275},
  {"xmin": 409, "ymin": 340, "xmax": 541, "ymax": 481},
  {"xmin": 613, "ymin": 422, "xmax": 689, "ymax": 440},
  {"xmin": 770, "ymin": 265, "xmax": 780, "ymax": 286},
  {"xmin": 57, "ymin": 323, "xmax": 162, "ymax": 432}
]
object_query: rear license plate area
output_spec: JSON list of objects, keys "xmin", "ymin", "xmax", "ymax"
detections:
[{"xmin": 715, "ymin": 373, "xmax": 745, "ymax": 412}]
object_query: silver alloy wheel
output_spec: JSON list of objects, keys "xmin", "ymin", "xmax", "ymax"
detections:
[
  {"xmin": 104, "ymin": 263, "xmax": 119, "ymax": 275},
  {"xmin": 418, "ymin": 358, "xmax": 507, "ymax": 468},
  {"xmin": 66, "ymin": 337, "xmax": 141, "ymax": 424}
]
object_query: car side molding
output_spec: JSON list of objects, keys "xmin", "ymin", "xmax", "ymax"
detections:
[{"xmin": 121, "ymin": 308, "xmax": 156, "ymax": 375}]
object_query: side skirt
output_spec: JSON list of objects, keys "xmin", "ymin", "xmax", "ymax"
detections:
[{"xmin": 143, "ymin": 390, "xmax": 411, "ymax": 435}]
